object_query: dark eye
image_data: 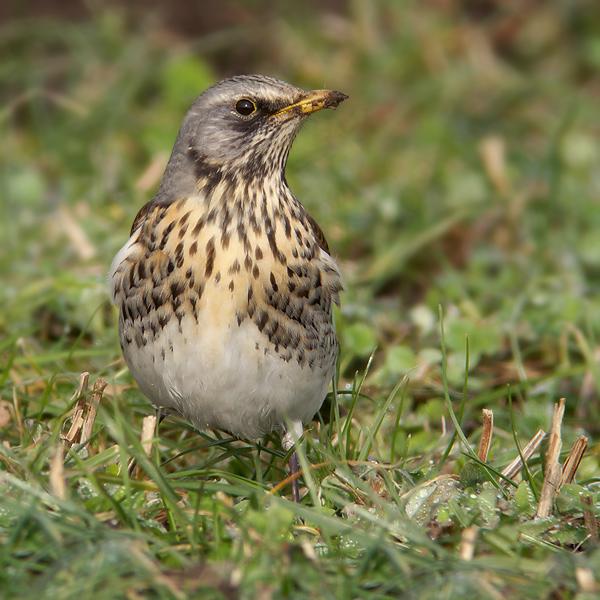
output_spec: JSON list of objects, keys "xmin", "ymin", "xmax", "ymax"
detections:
[{"xmin": 235, "ymin": 98, "xmax": 256, "ymax": 116}]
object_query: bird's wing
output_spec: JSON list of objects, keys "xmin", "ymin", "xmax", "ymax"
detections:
[
  {"xmin": 304, "ymin": 211, "xmax": 330, "ymax": 254},
  {"xmin": 130, "ymin": 199, "xmax": 159, "ymax": 235}
]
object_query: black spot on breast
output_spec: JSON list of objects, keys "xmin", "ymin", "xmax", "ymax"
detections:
[
  {"xmin": 249, "ymin": 212, "xmax": 261, "ymax": 235},
  {"xmin": 221, "ymin": 229, "xmax": 231, "ymax": 250},
  {"xmin": 267, "ymin": 229, "xmax": 286, "ymax": 264},
  {"xmin": 206, "ymin": 208, "xmax": 218, "ymax": 224},
  {"xmin": 190, "ymin": 296, "xmax": 198, "ymax": 322},
  {"xmin": 229, "ymin": 259, "xmax": 240, "ymax": 274},
  {"xmin": 151, "ymin": 288, "xmax": 165, "ymax": 309},
  {"xmin": 160, "ymin": 221, "xmax": 176, "ymax": 250},
  {"xmin": 137, "ymin": 261, "xmax": 147, "ymax": 280},
  {"xmin": 192, "ymin": 217, "xmax": 205, "ymax": 237},
  {"xmin": 170, "ymin": 281, "xmax": 185, "ymax": 299},
  {"xmin": 205, "ymin": 237, "xmax": 215, "ymax": 278},
  {"xmin": 255, "ymin": 310, "xmax": 269, "ymax": 332}
]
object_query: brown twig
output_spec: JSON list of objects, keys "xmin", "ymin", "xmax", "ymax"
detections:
[
  {"xmin": 501, "ymin": 429, "xmax": 545, "ymax": 481},
  {"xmin": 270, "ymin": 458, "xmax": 399, "ymax": 496},
  {"xmin": 477, "ymin": 409, "xmax": 494, "ymax": 462},
  {"xmin": 560, "ymin": 435, "xmax": 588, "ymax": 486},
  {"xmin": 536, "ymin": 398, "xmax": 565, "ymax": 518}
]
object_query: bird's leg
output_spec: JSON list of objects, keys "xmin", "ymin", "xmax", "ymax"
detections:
[
  {"xmin": 282, "ymin": 421, "xmax": 304, "ymax": 503},
  {"xmin": 288, "ymin": 451, "xmax": 301, "ymax": 503}
]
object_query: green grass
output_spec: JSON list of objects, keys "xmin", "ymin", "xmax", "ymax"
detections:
[{"xmin": 2, "ymin": 2, "xmax": 600, "ymax": 598}]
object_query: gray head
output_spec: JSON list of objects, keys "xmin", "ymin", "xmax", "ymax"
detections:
[{"xmin": 156, "ymin": 75, "xmax": 347, "ymax": 201}]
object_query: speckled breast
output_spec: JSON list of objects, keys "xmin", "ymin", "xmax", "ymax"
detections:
[{"xmin": 110, "ymin": 187, "xmax": 341, "ymax": 437}]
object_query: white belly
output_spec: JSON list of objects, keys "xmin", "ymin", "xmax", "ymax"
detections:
[{"xmin": 123, "ymin": 313, "xmax": 332, "ymax": 439}]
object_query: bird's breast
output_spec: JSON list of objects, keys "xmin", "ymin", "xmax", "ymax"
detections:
[{"xmin": 111, "ymin": 191, "xmax": 342, "ymax": 373}]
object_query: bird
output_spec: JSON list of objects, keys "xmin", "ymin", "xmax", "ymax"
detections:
[{"xmin": 109, "ymin": 74, "xmax": 346, "ymax": 501}]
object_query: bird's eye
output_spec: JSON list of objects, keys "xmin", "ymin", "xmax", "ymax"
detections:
[{"xmin": 235, "ymin": 98, "xmax": 256, "ymax": 116}]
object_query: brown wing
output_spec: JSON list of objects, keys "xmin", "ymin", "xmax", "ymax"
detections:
[
  {"xmin": 130, "ymin": 201, "xmax": 154, "ymax": 235},
  {"xmin": 304, "ymin": 212, "xmax": 330, "ymax": 254}
]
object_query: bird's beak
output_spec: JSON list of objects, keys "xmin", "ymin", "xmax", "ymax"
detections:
[{"xmin": 273, "ymin": 89, "xmax": 348, "ymax": 118}]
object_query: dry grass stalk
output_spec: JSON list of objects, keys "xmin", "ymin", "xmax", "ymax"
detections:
[
  {"xmin": 459, "ymin": 525, "xmax": 479, "ymax": 561},
  {"xmin": 501, "ymin": 428, "xmax": 545, "ymax": 480},
  {"xmin": 80, "ymin": 378, "xmax": 107, "ymax": 446},
  {"xmin": 62, "ymin": 374, "xmax": 106, "ymax": 452},
  {"xmin": 0, "ymin": 400, "xmax": 12, "ymax": 428},
  {"xmin": 62, "ymin": 372, "xmax": 90, "ymax": 446},
  {"xmin": 49, "ymin": 444, "xmax": 66, "ymax": 500},
  {"xmin": 581, "ymin": 495, "xmax": 599, "ymax": 542},
  {"xmin": 129, "ymin": 414, "xmax": 158, "ymax": 479},
  {"xmin": 55, "ymin": 204, "xmax": 96, "ymax": 260},
  {"xmin": 141, "ymin": 415, "xmax": 157, "ymax": 457},
  {"xmin": 575, "ymin": 567, "xmax": 598, "ymax": 594},
  {"xmin": 560, "ymin": 435, "xmax": 588, "ymax": 486},
  {"xmin": 12, "ymin": 386, "xmax": 24, "ymax": 438},
  {"xmin": 536, "ymin": 398, "xmax": 565, "ymax": 518},
  {"xmin": 477, "ymin": 409, "xmax": 494, "ymax": 462},
  {"xmin": 479, "ymin": 135, "xmax": 510, "ymax": 196}
]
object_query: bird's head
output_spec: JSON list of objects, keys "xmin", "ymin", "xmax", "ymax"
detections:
[{"xmin": 159, "ymin": 75, "xmax": 347, "ymax": 200}]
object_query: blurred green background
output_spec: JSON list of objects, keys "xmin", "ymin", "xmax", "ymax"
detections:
[
  {"xmin": 2, "ymin": 1, "xmax": 600, "ymax": 597},
  {"xmin": 3, "ymin": 0, "xmax": 600, "ymax": 422}
]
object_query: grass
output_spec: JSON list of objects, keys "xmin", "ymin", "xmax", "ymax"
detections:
[{"xmin": 2, "ymin": 1, "xmax": 600, "ymax": 598}]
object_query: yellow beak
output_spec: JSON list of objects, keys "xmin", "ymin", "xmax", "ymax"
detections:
[{"xmin": 273, "ymin": 89, "xmax": 348, "ymax": 118}]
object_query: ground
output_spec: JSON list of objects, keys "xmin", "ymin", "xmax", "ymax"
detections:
[{"xmin": 1, "ymin": 2, "xmax": 600, "ymax": 598}]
